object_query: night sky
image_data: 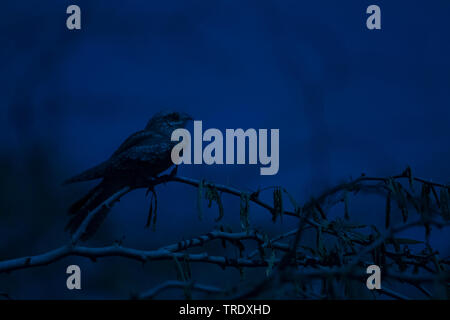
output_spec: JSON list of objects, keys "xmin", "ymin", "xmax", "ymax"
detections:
[{"xmin": 0, "ymin": 1, "xmax": 449, "ymax": 298}]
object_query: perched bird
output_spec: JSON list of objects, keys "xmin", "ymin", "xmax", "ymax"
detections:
[{"xmin": 64, "ymin": 111, "xmax": 192, "ymax": 240}]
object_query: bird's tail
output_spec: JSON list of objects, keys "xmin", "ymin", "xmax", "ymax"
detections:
[
  {"xmin": 63, "ymin": 160, "xmax": 110, "ymax": 185},
  {"xmin": 65, "ymin": 180, "xmax": 121, "ymax": 241}
]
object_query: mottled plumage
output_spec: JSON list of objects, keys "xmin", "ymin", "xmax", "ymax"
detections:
[{"xmin": 64, "ymin": 111, "xmax": 192, "ymax": 240}]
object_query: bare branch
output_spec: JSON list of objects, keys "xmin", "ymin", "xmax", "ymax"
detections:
[{"xmin": 1, "ymin": 170, "xmax": 448, "ymax": 299}]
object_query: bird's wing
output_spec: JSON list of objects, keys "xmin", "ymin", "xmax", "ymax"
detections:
[
  {"xmin": 84, "ymin": 138, "xmax": 175, "ymax": 177},
  {"xmin": 121, "ymin": 141, "xmax": 174, "ymax": 162},
  {"xmin": 111, "ymin": 130, "xmax": 157, "ymax": 156},
  {"xmin": 64, "ymin": 130, "xmax": 160, "ymax": 184}
]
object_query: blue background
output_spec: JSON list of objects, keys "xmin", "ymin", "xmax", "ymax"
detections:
[{"xmin": 0, "ymin": 0, "xmax": 449, "ymax": 299}]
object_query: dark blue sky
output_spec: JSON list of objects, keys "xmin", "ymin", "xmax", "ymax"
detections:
[{"xmin": 0, "ymin": 1, "xmax": 449, "ymax": 298}]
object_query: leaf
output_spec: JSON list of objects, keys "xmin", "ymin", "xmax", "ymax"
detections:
[
  {"xmin": 316, "ymin": 226, "xmax": 325, "ymax": 257},
  {"xmin": 386, "ymin": 177, "xmax": 396, "ymax": 194},
  {"xmin": 395, "ymin": 182, "xmax": 408, "ymax": 222},
  {"xmin": 334, "ymin": 242, "xmax": 344, "ymax": 265},
  {"xmin": 385, "ymin": 191, "xmax": 391, "ymax": 229},
  {"xmin": 146, "ymin": 195, "xmax": 153, "ymax": 228},
  {"xmin": 240, "ymin": 193, "xmax": 250, "ymax": 232},
  {"xmin": 204, "ymin": 184, "xmax": 224, "ymax": 222},
  {"xmin": 370, "ymin": 225, "xmax": 381, "ymax": 237},
  {"xmin": 235, "ymin": 240, "xmax": 245, "ymax": 257},
  {"xmin": 388, "ymin": 178, "xmax": 408, "ymax": 222},
  {"xmin": 265, "ymin": 251, "xmax": 276, "ymax": 277},
  {"xmin": 392, "ymin": 238, "xmax": 400, "ymax": 253},
  {"xmin": 430, "ymin": 185, "xmax": 441, "ymax": 208},
  {"xmin": 182, "ymin": 253, "xmax": 192, "ymax": 281},
  {"xmin": 315, "ymin": 203, "xmax": 327, "ymax": 220},
  {"xmin": 372, "ymin": 241, "xmax": 385, "ymax": 266},
  {"xmin": 439, "ymin": 188, "xmax": 450, "ymax": 221},
  {"xmin": 173, "ymin": 254, "xmax": 191, "ymax": 283},
  {"xmin": 250, "ymin": 188, "xmax": 260, "ymax": 201},
  {"xmin": 273, "ymin": 187, "xmax": 283, "ymax": 222},
  {"xmin": 173, "ymin": 256, "xmax": 186, "ymax": 282},
  {"xmin": 219, "ymin": 225, "xmax": 227, "ymax": 248},
  {"xmin": 197, "ymin": 180, "xmax": 204, "ymax": 221},
  {"xmin": 405, "ymin": 189, "xmax": 420, "ymax": 212},
  {"xmin": 403, "ymin": 166, "xmax": 414, "ymax": 191},
  {"xmin": 420, "ymin": 183, "xmax": 431, "ymax": 214},
  {"xmin": 145, "ymin": 188, "xmax": 158, "ymax": 230},
  {"xmin": 283, "ymin": 188, "xmax": 300, "ymax": 214},
  {"xmin": 215, "ymin": 194, "xmax": 224, "ymax": 222},
  {"xmin": 344, "ymin": 190, "xmax": 350, "ymax": 221},
  {"xmin": 173, "ymin": 253, "xmax": 192, "ymax": 300}
]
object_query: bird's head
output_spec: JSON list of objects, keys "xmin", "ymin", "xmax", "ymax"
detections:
[{"xmin": 145, "ymin": 111, "xmax": 193, "ymax": 133}]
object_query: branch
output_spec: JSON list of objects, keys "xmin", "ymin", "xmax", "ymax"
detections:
[
  {"xmin": 0, "ymin": 244, "xmax": 275, "ymax": 273},
  {"xmin": 0, "ymin": 229, "xmax": 285, "ymax": 273},
  {"xmin": 349, "ymin": 219, "xmax": 450, "ymax": 267},
  {"xmin": 70, "ymin": 171, "xmax": 446, "ymax": 250},
  {"xmin": 233, "ymin": 218, "xmax": 450, "ymax": 299},
  {"xmin": 161, "ymin": 230, "xmax": 264, "ymax": 252},
  {"xmin": 1, "ymin": 170, "xmax": 448, "ymax": 299}
]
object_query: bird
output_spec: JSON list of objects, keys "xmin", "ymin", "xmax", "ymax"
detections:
[{"xmin": 63, "ymin": 111, "xmax": 192, "ymax": 240}]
